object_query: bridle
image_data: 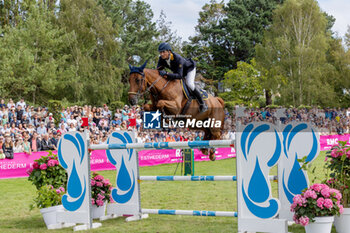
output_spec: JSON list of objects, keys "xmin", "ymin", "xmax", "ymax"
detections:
[{"xmin": 128, "ymin": 71, "xmax": 171, "ymax": 101}]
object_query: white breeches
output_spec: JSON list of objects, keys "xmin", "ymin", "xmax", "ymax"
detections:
[{"xmin": 185, "ymin": 68, "xmax": 196, "ymax": 91}]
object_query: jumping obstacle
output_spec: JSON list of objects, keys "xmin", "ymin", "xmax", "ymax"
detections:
[
  {"xmin": 182, "ymin": 149, "xmax": 194, "ymax": 176},
  {"xmin": 89, "ymin": 139, "xmax": 234, "ymax": 150},
  {"xmin": 56, "ymin": 121, "xmax": 320, "ymax": 232}
]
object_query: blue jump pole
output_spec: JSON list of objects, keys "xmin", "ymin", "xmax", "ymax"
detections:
[
  {"xmin": 141, "ymin": 209, "xmax": 238, "ymax": 217},
  {"xmin": 89, "ymin": 140, "xmax": 235, "ymax": 150},
  {"xmin": 139, "ymin": 175, "xmax": 277, "ymax": 181}
]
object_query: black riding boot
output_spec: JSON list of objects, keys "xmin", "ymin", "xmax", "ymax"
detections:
[{"xmin": 193, "ymin": 87, "xmax": 208, "ymax": 113}]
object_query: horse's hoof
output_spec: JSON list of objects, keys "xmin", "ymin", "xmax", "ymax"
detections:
[
  {"xmin": 200, "ymin": 148, "xmax": 209, "ymax": 155},
  {"xmin": 209, "ymin": 148, "xmax": 216, "ymax": 161},
  {"xmin": 209, "ymin": 153, "xmax": 216, "ymax": 161}
]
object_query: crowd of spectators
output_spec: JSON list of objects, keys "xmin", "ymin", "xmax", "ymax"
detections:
[{"xmin": 0, "ymin": 97, "xmax": 349, "ymax": 159}]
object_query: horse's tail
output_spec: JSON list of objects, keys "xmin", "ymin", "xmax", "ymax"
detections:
[
  {"xmin": 217, "ymin": 97, "xmax": 225, "ymax": 108},
  {"xmin": 215, "ymin": 97, "xmax": 226, "ymax": 132}
]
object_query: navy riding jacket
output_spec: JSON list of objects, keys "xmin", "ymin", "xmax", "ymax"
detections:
[{"xmin": 157, "ymin": 52, "xmax": 196, "ymax": 80}]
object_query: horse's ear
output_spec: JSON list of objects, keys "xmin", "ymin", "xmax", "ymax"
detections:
[
  {"xmin": 140, "ymin": 60, "xmax": 148, "ymax": 70},
  {"xmin": 128, "ymin": 64, "xmax": 132, "ymax": 70}
]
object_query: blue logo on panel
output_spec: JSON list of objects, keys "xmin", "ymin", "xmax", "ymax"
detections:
[{"xmin": 144, "ymin": 110, "xmax": 161, "ymax": 129}]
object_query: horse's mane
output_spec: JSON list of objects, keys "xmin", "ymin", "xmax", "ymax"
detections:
[{"xmin": 144, "ymin": 68, "xmax": 160, "ymax": 77}]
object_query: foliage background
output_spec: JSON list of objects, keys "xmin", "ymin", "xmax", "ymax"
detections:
[{"xmin": 0, "ymin": 0, "xmax": 349, "ymax": 108}]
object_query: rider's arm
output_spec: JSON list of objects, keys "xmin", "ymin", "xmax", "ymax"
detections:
[
  {"xmin": 166, "ymin": 57, "xmax": 184, "ymax": 80},
  {"xmin": 157, "ymin": 57, "xmax": 165, "ymax": 70}
]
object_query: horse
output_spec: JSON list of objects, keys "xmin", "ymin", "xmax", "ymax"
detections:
[{"xmin": 128, "ymin": 61, "xmax": 225, "ymax": 161}]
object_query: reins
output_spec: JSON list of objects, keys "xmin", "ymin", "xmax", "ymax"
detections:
[{"xmin": 128, "ymin": 71, "xmax": 170, "ymax": 102}]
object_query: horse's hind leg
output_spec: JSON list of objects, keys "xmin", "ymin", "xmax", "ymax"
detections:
[{"xmin": 199, "ymin": 129, "xmax": 216, "ymax": 161}]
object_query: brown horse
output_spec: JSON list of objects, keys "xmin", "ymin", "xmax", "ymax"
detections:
[{"xmin": 128, "ymin": 62, "xmax": 225, "ymax": 160}]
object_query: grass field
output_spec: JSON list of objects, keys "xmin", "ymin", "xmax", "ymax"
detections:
[{"xmin": 0, "ymin": 151, "xmax": 337, "ymax": 233}]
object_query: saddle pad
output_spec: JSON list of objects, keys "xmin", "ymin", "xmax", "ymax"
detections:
[{"xmin": 181, "ymin": 80, "xmax": 208, "ymax": 100}]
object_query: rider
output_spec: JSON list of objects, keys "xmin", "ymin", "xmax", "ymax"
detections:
[{"xmin": 156, "ymin": 42, "xmax": 208, "ymax": 113}]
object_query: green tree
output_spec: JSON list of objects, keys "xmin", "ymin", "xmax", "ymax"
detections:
[
  {"xmin": 0, "ymin": 4, "xmax": 76, "ymax": 104},
  {"xmin": 222, "ymin": 0, "xmax": 283, "ymax": 66},
  {"xmin": 97, "ymin": 0, "xmax": 159, "ymax": 66},
  {"xmin": 97, "ymin": 0, "xmax": 159, "ymax": 104},
  {"xmin": 184, "ymin": 0, "xmax": 283, "ymax": 89},
  {"xmin": 345, "ymin": 25, "xmax": 350, "ymax": 49},
  {"xmin": 0, "ymin": 0, "xmax": 36, "ymax": 28},
  {"xmin": 220, "ymin": 59, "xmax": 265, "ymax": 104},
  {"xmin": 58, "ymin": 0, "xmax": 123, "ymax": 105},
  {"xmin": 324, "ymin": 37, "xmax": 350, "ymax": 107},
  {"xmin": 183, "ymin": 0, "xmax": 226, "ymax": 83},
  {"xmin": 256, "ymin": 0, "xmax": 333, "ymax": 107},
  {"xmin": 156, "ymin": 10, "xmax": 182, "ymax": 52}
]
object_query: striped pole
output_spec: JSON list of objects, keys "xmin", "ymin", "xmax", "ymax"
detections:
[
  {"xmin": 89, "ymin": 140, "xmax": 234, "ymax": 150},
  {"xmin": 141, "ymin": 209, "xmax": 238, "ymax": 217},
  {"xmin": 139, "ymin": 175, "xmax": 277, "ymax": 181}
]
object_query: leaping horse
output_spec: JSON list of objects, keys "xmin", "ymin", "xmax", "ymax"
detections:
[{"xmin": 128, "ymin": 61, "xmax": 225, "ymax": 161}]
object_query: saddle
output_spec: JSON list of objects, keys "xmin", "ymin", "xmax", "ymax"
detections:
[
  {"xmin": 181, "ymin": 80, "xmax": 208, "ymax": 100},
  {"xmin": 180, "ymin": 80, "xmax": 208, "ymax": 114}
]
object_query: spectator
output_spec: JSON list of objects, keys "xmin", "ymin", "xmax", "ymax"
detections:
[
  {"xmin": 13, "ymin": 137, "xmax": 24, "ymax": 153},
  {"xmin": 49, "ymin": 131, "xmax": 58, "ymax": 150},
  {"xmin": 7, "ymin": 98, "xmax": 15, "ymax": 109},
  {"xmin": 195, "ymin": 132, "xmax": 203, "ymax": 141},
  {"xmin": 120, "ymin": 121, "xmax": 127, "ymax": 130},
  {"xmin": 16, "ymin": 104, "xmax": 24, "ymax": 121},
  {"xmin": 122, "ymin": 105, "xmax": 129, "ymax": 123},
  {"xmin": 102, "ymin": 104, "xmax": 111, "ymax": 117},
  {"xmin": 1, "ymin": 114, "xmax": 7, "ymax": 125},
  {"xmin": 67, "ymin": 115, "xmax": 77, "ymax": 127},
  {"xmin": 37, "ymin": 122, "xmax": 47, "ymax": 135},
  {"xmin": 68, "ymin": 123, "xmax": 77, "ymax": 132},
  {"xmin": 30, "ymin": 132, "xmax": 41, "ymax": 152},
  {"xmin": 23, "ymin": 135, "xmax": 31, "ymax": 155},
  {"xmin": 111, "ymin": 116, "xmax": 121, "ymax": 127},
  {"xmin": 136, "ymin": 115, "xmax": 142, "ymax": 130},
  {"xmin": 3, "ymin": 133, "xmax": 14, "ymax": 159},
  {"xmin": 41, "ymin": 134, "xmax": 55, "ymax": 151},
  {"xmin": 32, "ymin": 114, "xmax": 41, "ymax": 127},
  {"xmin": 26, "ymin": 123, "xmax": 35, "ymax": 135},
  {"xmin": 0, "ymin": 99, "xmax": 6, "ymax": 108},
  {"xmin": 44, "ymin": 113, "xmax": 55, "ymax": 126},
  {"xmin": 115, "ymin": 109, "xmax": 122, "ymax": 119},
  {"xmin": 21, "ymin": 115, "xmax": 30, "ymax": 125},
  {"xmin": 16, "ymin": 98, "xmax": 26, "ymax": 109},
  {"xmin": 0, "ymin": 137, "xmax": 4, "ymax": 159}
]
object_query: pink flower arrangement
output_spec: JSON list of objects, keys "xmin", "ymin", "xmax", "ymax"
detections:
[
  {"xmin": 90, "ymin": 172, "xmax": 113, "ymax": 207},
  {"xmin": 33, "ymin": 162, "xmax": 39, "ymax": 169},
  {"xmin": 291, "ymin": 183, "xmax": 343, "ymax": 226},
  {"xmin": 26, "ymin": 167, "xmax": 33, "ymax": 175},
  {"xmin": 47, "ymin": 159, "xmax": 58, "ymax": 167},
  {"xmin": 27, "ymin": 152, "xmax": 67, "ymax": 191},
  {"xmin": 40, "ymin": 163, "xmax": 47, "ymax": 170},
  {"xmin": 325, "ymin": 141, "xmax": 350, "ymax": 207}
]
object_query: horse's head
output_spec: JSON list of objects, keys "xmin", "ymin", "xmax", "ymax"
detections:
[{"xmin": 128, "ymin": 60, "xmax": 148, "ymax": 106}]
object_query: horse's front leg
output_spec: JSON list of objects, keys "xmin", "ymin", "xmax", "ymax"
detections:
[
  {"xmin": 143, "ymin": 95, "xmax": 157, "ymax": 111},
  {"xmin": 156, "ymin": 100, "xmax": 180, "ymax": 115},
  {"xmin": 143, "ymin": 104, "xmax": 154, "ymax": 111}
]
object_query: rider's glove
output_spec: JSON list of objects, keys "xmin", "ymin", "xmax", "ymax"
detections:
[{"xmin": 159, "ymin": 70, "xmax": 167, "ymax": 77}]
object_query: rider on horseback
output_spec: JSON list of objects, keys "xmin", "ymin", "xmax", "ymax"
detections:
[{"xmin": 156, "ymin": 42, "xmax": 208, "ymax": 113}]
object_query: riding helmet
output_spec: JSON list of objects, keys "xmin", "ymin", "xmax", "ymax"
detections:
[{"xmin": 158, "ymin": 42, "xmax": 172, "ymax": 52}]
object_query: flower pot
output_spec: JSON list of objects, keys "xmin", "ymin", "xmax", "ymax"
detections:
[
  {"xmin": 40, "ymin": 205, "xmax": 64, "ymax": 228},
  {"xmin": 92, "ymin": 203, "xmax": 106, "ymax": 219},
  {"xmin": 305, "ymin": 216, "xmax": 334, "ymax": 233},
  {"xmin": 334, "ymin": 208, "xmax": 350, "ymax": 233}
]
